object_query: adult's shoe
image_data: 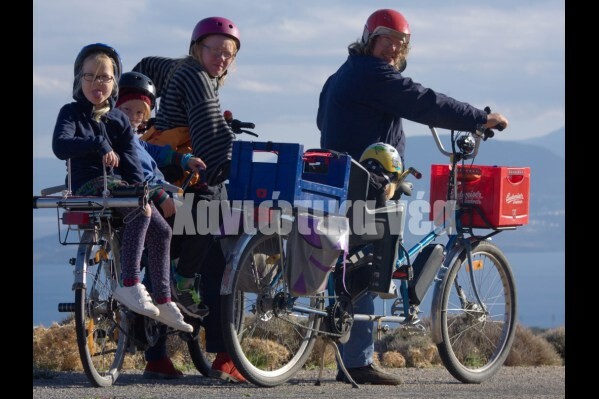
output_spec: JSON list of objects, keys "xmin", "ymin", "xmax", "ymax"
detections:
[
  {"xmin": 210, "ymin": 352, "xmax": 248, "ymax": 383},
  {"xmin": 336, "ymin": 363, "xmax": 403, "ymax": 385}
]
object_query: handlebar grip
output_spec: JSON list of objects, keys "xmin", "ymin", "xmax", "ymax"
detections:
[
  {"xmin": 408, "ymin": 167, "xmax": 422, "ymax": 179},
  {"xmin": 232, "ymin": 119, "xmax": 255, "ymax": 130}
]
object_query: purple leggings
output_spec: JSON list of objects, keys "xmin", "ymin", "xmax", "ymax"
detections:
[{"xmin": 119, "ymin": 203, "xmax": 172, "ymax": 302}]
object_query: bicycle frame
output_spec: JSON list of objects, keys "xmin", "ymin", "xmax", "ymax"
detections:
[{"xmin": 220, "ymin": 126, "xmax": 503, "ymax": 328}]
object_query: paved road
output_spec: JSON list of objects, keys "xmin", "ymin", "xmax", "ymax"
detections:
[{"xmin": 33, "ymin": 366, "xmax": 565, "ymax": 399}]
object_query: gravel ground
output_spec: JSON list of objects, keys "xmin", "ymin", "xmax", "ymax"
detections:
[{"xmin": 33, "ymin": 366, "xmax": 565, "ymax": 399}]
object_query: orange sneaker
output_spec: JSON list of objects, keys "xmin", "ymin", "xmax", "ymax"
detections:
[
  {"xmin": 209, "ymin": 352, "xmax": 248, "ymax": 383},
  {"xmin": 143, "ymin": 357, "xmax": 184, "ymax": 380}
]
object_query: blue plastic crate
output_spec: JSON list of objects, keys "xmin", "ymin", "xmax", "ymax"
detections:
[
  {"xmin": 296, "ymin": 150, "xmax": 352, "ymax": 215},
  {"xmin": 228, "ymin": 141, "xmax": 304, "ymax": 206}
]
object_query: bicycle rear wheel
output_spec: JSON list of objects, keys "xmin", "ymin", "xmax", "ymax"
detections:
[
  {"xmin": 221, "ymin": 232, "xmax": 324, "ymax": 387},
  {"xmin": 436, "ymin": 240, "xmax": 517, "ymax": 383},
  {"xmin": 74, "ymin": 231, "xmax": 128, "ymax": 387},
  {"xmin": 186, "ymin": 324, "xmax": 215, "ymax": 376}
]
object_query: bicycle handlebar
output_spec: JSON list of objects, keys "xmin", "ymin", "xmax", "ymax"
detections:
[
  {"xmin": 428, "ymin": 106, "xmax": 503, "ymax": 160},
  {"xmin": 224, "ymin": 110, "xmax": 259, "ymax": 137}
]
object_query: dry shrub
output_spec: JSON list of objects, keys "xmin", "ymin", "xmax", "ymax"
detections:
[
  {"xmin": 33, "ymin": 321, "xmax": 82, "ymax": 371},
  {"xmin": 541, "ymin": 326, "xmax": 565, "ymax": 359},
  {"xmin": 305, "ymin": 336, "xmax": 336, "ymax": 369},
  {"xmin": 377, "ymin": 327, "xmax": 441, "ymax": 367},
  {"xmin": 381, "ymin": 351, "xmax": 406, "ymax": 368},
  {"xmin": 504, "ymin": 324, "xmax": 562, "ymax": 366},
  {"xmin": 120, "ymin": 350, "xmax": 145, "ymax": 370},
  {"xmin": 242, "ymin": 337, "xmax": 291, "ymax": 369}
]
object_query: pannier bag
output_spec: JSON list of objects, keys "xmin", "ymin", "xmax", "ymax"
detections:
[{"xmin": 286, "ymin": 212, "xmax": 349, "ymax": 296}]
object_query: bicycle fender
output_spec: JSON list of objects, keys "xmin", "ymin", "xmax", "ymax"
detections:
[
  {"xmin": 430, "ymin": 242, "xmax": 466, "ymax": 344},
  {"xmin": 220, "ymin": 233, "xmax": 257, "ymax": 295},
  {"xmin": 72, "ymin": 231, "xmax": 97, "ymax": 290}
]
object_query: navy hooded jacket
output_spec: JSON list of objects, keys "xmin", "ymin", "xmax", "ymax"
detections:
[
  {"xmin": 317, "ymin": 52, "xmax": 488, "ymax": 161},
  {"xmin": 52, "ymin": 97, "xmax": 144, "ymax": 193}
]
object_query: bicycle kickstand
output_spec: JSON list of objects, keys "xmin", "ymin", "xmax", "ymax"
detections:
[{"xmin": 315, "ymin": 336, "xmax": 359, "ymax": 388}]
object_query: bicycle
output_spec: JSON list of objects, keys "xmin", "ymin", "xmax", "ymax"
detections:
[
  {"xmin": 217, "ymin": 115, "xmax": 528, "ymax": 387},
  {"xmin": 32, "ymin": 113, "xmax": 260, "ymax": 387},
  {"xmin": 33, "ymin": 168, "xmax": 214, "ymax": 386}
]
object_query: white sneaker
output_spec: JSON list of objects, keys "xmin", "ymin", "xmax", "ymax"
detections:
[
  {"xmin": 113, "ymin": 283, "xmax": 160, "ymax": 318},
  {"xmin": 155, "ymin": 302, "xmax": 193, "ymax": 333}
]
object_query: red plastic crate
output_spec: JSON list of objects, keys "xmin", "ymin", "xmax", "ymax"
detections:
[{"xmin": 429, "ymin": 164, "xmax": 530, "ymax": 228}]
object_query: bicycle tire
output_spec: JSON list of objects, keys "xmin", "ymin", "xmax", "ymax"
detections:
[
  {"xmin": 436, "ymin": 240, "xmax": 517, "ymax": 383},
  {"xmin": 220, "ymin": 232, "xmax": 323, "ymax": 387},
  {"xmin": 74, "ymin": 230, "xmax": 128, "ymax": 387},
  {"xmin": 186, "ymin": 324, "xmax": 214, "ymax": 377}
]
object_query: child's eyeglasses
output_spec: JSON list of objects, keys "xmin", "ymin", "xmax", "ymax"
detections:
[{"xmin": 82, "ymin": 73, "xmax": 114, "ymax": 83}]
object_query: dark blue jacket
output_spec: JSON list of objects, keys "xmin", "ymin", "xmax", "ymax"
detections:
[
  {"xmin": 317, "ymin": 52, "xmax": 488, "ymax": 161},
  {"xmin": 52, "ymin": 98, "xmax": 144, "ymax": 192}
]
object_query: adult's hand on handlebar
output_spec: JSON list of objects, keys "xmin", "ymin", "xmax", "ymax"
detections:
[
  {"xmin": 159, "ymin": 197, "xmax": 177, "ymax": 218},
  {"xmin": 187, "ymin": 156, "xmax": 207, "ymax": 172},
  {"xmin": 484, "ymin": 113, "xmax": 509, "ymax": 131}
]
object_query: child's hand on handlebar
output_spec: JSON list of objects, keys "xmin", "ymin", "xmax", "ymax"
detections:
[{"xmin": 187, "ymin": 156, "xmax": 206, "ymax": 172}]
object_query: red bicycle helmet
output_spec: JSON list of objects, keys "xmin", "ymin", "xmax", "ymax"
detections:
[
  {"xmin": 189, "ymin": 17, "xmax": 240, "ymax": 54},
  {"xmin": 362, "ymin": 9, "xmax": 410, "ymax": 45}
]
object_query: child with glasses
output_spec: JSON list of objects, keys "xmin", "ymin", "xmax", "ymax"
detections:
[{"xmin": 52, "ymin": 43, "xmax": 193, "ymax": 334}]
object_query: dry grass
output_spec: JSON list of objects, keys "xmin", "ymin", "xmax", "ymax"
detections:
[
  {"xmin": 504, "ymin": 324, "xmax": 563, "ymax": 366},
  {"xmin": 33, "ymin": 317, "xmax": 565, "ymax": 377},
  {"xmin": 33, "ymin": 321, "xmax": 82, "ymax": 372},
  {"xmin": 541, "ymin": 326, "xmax": 565, "ymax": 359}
]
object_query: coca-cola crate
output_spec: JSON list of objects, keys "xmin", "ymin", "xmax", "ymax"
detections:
[{"xmin": 430, "ymin": 164, "xmax": 530, "ymax": 228}]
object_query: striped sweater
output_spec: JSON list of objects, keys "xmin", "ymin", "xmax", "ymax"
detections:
[{"xmin": 132, "ymin": 56, "xmax": 235, "ymax": 185}]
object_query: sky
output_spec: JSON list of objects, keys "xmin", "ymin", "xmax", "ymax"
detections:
[{"xmin": 33, "ymin": 0, "xmax": 565, "ymax": 160}]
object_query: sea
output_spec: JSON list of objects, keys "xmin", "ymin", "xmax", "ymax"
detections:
[{"xmin": 33, "ymin": 251, "xmax": 565, "ymax": 329}]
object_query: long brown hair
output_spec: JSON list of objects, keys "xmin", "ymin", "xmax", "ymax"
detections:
[{"xmin": 348, "ymin": 36, "xmax": 410, "ymax": 72}]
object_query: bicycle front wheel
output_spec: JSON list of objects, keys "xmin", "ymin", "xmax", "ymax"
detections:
[
  {"xmin": 74, "ymin": 231, "xmax": 128, "ymax": 387},
  {"xmin": 436, "ymin": 240, "xmax": 517, "ymax": 383},
  {"xmin": 221, "ymin": 232, "xmax": 324, "ymax": 387}
]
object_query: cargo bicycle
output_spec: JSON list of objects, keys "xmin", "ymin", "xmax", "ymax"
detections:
[
  {"xmin": 217, "ymin": 118, "xmax": 527, "ymax": 387},
  {"xmin": 32, "ymin": 166, "xmax": 219, "ymax": 386}
]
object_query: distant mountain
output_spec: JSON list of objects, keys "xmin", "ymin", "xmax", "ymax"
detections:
[
  {"xmin": 402, "ymin": 129, "xmax": 565, "ymax": 252},
  {"xmin": 33, "ymin": 234, "xmax": 75, "ymax": 264},
  {"xmin": 520, "ymin": 127, "xmax": 564, "ymax": 159},
  {"xmin": 33, "ymin": 157, "xmax": 68, "ymax": 195},
  {"xmin": 33, "ymin": 128, "xmax": 565, "ymax": 264}
]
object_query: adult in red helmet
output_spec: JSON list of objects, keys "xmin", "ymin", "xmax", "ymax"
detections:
[
  {"xmin": 132, "ymin": 17, "xmax": 247, "ymax": 383},
  {"xmin": 317, "ymin": 9, "xmax": 509, "ymax": 385}
]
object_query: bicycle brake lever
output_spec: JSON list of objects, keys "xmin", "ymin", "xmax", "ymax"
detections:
[
  {"xmin": 181, "ymin": 171, "xmax": 198, "ymax": 191},
  {"xmin": 240, "ymin": 129, "xmax": 259, "ymax": 137}
]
